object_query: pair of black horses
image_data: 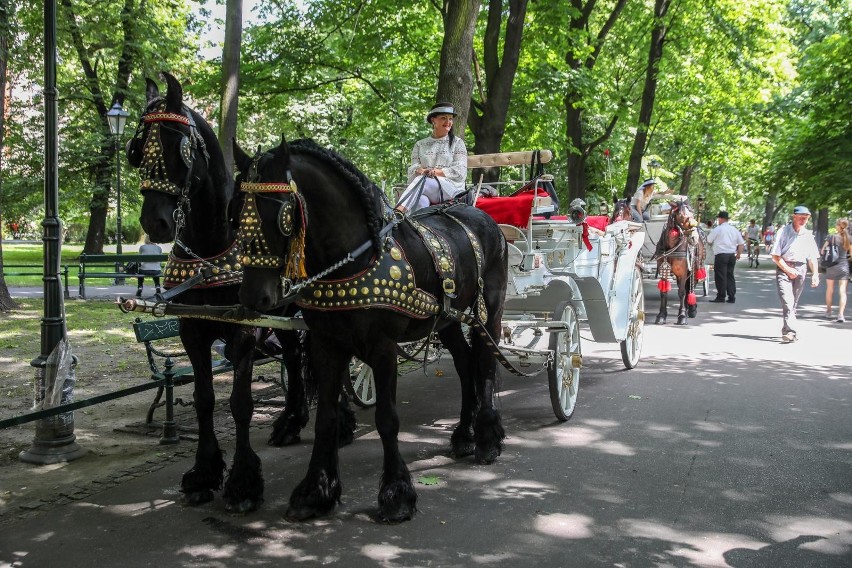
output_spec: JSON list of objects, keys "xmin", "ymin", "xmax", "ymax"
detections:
[{"xmin": 126, "ymin": 73, "xmax": 507, "ymax": 522}]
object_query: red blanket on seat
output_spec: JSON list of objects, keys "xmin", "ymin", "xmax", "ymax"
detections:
[{"xmin": 475, "ymin": 188, "xmax": 550, "ymax": 227}]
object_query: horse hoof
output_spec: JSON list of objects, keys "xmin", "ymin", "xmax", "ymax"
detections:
[
  {"xmin": 450, "ymin": 427, "xmax": 475, "ymax": 457},
  {"xmin": 268, "ymin": 431, "xmax": 301, "ymax": 447},
  {"xmin": 676, "ymin": 317, "xmax": 688, "ymax": 326},
  {"xmin": 475, "ymin": 445, "xmax": 500, "ymax": 465},
  {"xmin": 225, "ymin": 497, "xmax": 263, "ymax": 515},
  {"xmin": 655, "ymin": 317, "xmax": 666, "ymax": 325},
  {"xmin": 451, "ymin": 440, "xmax": 475, "ymax": 457},
  {"xmin": 182, "ymin": 489, "xmax": 215, "ymax": 506},
  {"xmin": 377, "ymin": 480, "xmax": 417, "ymax": 523},
  {"xmin": 285, "ymin": 502, "xmax": 334, "ymax": 522}
]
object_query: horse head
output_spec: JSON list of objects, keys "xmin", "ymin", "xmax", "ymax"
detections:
[
  {"xmin": 668, "ymin": 199, "xmax": 699, "ymax": 233},
  {"xmin": 234, "ymin": 138, "xmax": 384, "ymax": 312},
  {"xmin": 610, "ymin": 198, "xmax": 632, "ymax": 223},
  {"xmin": 126, "ymin": 72, "xmax": 226, "ymax": 248},
  {"xmin": 234, "ymin": 137, "xmax": 304, "ymax": 311}
]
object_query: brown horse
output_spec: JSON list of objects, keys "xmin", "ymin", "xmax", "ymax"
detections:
[
  {"xmin": 610, "ymin": 198, "xmax": 632, "ymax": 223},
  {"xmin": 654, "ymin": 199, "xmax": 706, "ymax": 325}
]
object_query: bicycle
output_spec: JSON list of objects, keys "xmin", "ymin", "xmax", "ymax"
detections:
[{"xmin": 747, "ymin": 238, "xmax": 761, "ymax": 267}]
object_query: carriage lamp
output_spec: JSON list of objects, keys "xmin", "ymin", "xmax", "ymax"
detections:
[{"xmin": 106, "ymin": 102, "xmax": 130, "ymax": 277}]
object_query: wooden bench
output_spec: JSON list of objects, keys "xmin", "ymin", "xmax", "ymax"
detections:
[
  {"xmin": 2, "ymin": 264, "xmax": 71, "ymax": 298},
  {"xmin": 132, "ymin": 317, "xmax": 285, "ymax": 443},
  {"xmin": 78, "ymin": 253, "xmax": 168, "ymax": 299}
]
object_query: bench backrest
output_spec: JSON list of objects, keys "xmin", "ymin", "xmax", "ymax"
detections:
[
  {"xmin": 467, "ymin": 149, "xmax": 552, "ymax": 170},
  {"xmin": 133, "ymin": 318, "xmax": 181, "ymax": 342},
  {"xmin": 80, "ymin": 253, "xmax": 168, "ymax": 265}
]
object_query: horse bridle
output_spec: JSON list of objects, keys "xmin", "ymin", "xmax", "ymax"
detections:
[
  {"xmin": 237, "ymin": 151, "xmax": 308, "ymax": 272},
  {"xmin": 130, "ymin": 98, "xmax": 210, "ymax": 233}
]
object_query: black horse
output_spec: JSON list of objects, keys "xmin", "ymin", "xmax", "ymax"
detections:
[
  {"xmin": 233, "ymin": 138, "xmax": 509, "ymax": 523},
  {"xmin": 654, "ymin": 199, "xmax": 706, "ymax": 325},
  {"xmin": 124, "ymin": 73, "xmax": 351, "ymax": 512}
]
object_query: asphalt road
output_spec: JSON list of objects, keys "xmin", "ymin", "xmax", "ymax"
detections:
[{"xmin": 1, "ymin": 262, "xmax": 850, "ymax": 567}]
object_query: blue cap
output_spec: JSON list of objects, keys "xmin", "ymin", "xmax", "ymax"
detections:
[{"xmin": 793, "ymin": 205, "xmax": 811, "ymax": 215}]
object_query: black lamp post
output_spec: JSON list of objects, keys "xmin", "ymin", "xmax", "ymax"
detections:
[{"xmin": 106, "ymin": 102, "xmax": 129, "ymax": 256}]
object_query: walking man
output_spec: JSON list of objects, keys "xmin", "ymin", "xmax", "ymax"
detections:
[
  {"xmin": 707, "ymin": 210, "xmax": 744, "ymax": 303},
  {"xmin": 770, "ymin": 205, "xmax": 820, "ymax": 343}
]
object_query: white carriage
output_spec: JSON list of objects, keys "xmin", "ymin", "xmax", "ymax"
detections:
[{"xmin": 469, "ymin": 151, "xmax": 646, "ymax": 421}]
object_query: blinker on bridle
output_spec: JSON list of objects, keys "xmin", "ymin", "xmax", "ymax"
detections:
[
  {"xmin": 237, "ymin": 176, "xmax": 308, "ymax": 281},
  {"xmin": 134, "ymin": 100, "xmax": 208, "ymax": 198}
]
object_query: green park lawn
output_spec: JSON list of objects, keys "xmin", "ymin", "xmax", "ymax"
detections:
[{"xmin": 2, "ymin": 243, "xmax": 84, "ymax": 287}]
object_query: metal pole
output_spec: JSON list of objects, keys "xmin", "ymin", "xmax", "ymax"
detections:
[
  {"xmin": 113, "ymin": 134, "xmax": 125, "ymax": 284},
  {"xmin": 20, "ymin": 0, "xmax": 84, "ymax": 464},
  {"xmin": 115, "ymin": 135, "xmax": 123, "ymax": 255}
]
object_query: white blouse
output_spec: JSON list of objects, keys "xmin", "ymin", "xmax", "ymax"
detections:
[{"xmin": 407, "ymin": 135, "xmax": 468, "ymax": 194}]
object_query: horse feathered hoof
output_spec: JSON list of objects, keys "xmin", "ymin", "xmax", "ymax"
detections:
[
  {"xmin": 268, "ymin": 414, "xmax": 305, "ymax": 446},
  {"xmin": 474, "ymin": 408, "xmax": 505, "ymax": 464},
  {"xmin": 182, "ymin": 488, "xmax": 215, "ymax": 506},
  {"xmin": 656, "ymin": 315, "xmax": 666, "ymax": 325},
  {"xmin": 450, "ymin": 425, "xmax": 475, "ymax": 457},
  {"xmin": 687, "ymin": 306, "xmax": 698, "ymax": 318},
  {"xmin": 285, "ymin": 472, "xmax": 341, "ymax": 521},
  {"xmin": 225, "ymin": 497, "xmax": 263, "ymax": 515},
  {"xmin": 377, "ymin": 479, "xmax": 417, "ymax": 523},
  {"xmin": 676, "ymin": 316, "xmax": 688, "ymax": 325}
]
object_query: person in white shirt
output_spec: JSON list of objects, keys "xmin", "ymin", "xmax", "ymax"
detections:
[
  {"xmin": 630, "ymin": 179, "xmax": 656, "ymax": 222},
  {"xmin": 136, "ymin": 239, "xmax": 163, "ymax": 298},
  {"xmin": 771, "ymin": 205, "xmax": 820, "ymax": 343},
  {"xmin": 706, "ymin": 210, "xmax": 745, "ymax": 303},
  {"xmin": 396, "ymin": 102, "xmax": 468, "ymax": 212},
  {"xmin": 746, "ymin": 219, "xmax": 761, "ymax": 265}
]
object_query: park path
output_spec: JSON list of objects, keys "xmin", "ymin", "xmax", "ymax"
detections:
[{"xmin": 1, "ymin": 261, "xmax": 850, "ymax": 567}]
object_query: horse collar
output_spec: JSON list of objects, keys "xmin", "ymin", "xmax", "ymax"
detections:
[
  {"xmin": 162, "ymin": 240, "xmax": 243, "ymax": 290},
  {"xmin": 296, "ymin": 238, "xmax": 441, "ymax": 319}
]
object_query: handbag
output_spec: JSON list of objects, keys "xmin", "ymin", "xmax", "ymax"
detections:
[{"xmin": 820, "ymin": 236, "xmax": 840, "ymax": 269}]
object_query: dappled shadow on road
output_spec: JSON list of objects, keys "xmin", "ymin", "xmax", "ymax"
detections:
[{"xmin": 1, "ymin": 340, "xmax": 850, "ymax": 567}]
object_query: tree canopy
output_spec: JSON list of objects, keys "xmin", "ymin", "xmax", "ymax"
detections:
[{"xmin": 2, "ymin": 0, "xmax": 850, "ymax": 253}]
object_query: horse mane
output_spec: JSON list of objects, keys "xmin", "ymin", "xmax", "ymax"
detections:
[
  {"xmin": 187, "ymin": 107, "xmax": 234, "ymax": 203},
  {"xmin": 289, "ymin": 138, "xmax": 384, "ymax": 254}
]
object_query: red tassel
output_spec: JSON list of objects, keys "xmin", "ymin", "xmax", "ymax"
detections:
[
  {"xmin": 696, "ymin": 268, "xmax": 707, "ymax": 280},
  {"xmin": 657, "ymin": 279, "xmax": 671, "ymax": 292},
  {"xmin": 687, "ymin": 292, "xmax": 697, "ymax": 305}
]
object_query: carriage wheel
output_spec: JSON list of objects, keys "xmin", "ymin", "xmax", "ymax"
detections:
[
  {"xmin": 548, "ymin": 301, "xmax": 582, "ymax": 422},
  {"xmin": 345, "ymin": 357, "xmax": 376, "ymax": 408},
  {"xmin": 620, "ymin": 267, "xmax": 645, "ymax": 369}
]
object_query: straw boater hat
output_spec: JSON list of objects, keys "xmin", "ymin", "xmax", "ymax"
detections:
[{"xmin": 426, "ymin": 102, "xmax": 457, "ymax": 124}]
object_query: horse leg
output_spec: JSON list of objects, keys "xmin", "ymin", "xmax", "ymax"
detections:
[
  {"xmin": 470, "ymin": 323, "xmax": 505, "ymax": 465},
  {"xmin": 675, "ymin": 279, "xmax": 689, "ymax": 325},
  {"xmin": 437, "ymin": 323, "xmax": 476, "ymax": 458},
  {"xmin": 180, "ymin": 325, "xmax": 225, "ymax": 506},
  {"xmin": 369, "ymin": 336, "xmax": 417, "ymax": 523},
  {"xmin": 286, "ymin": 337, "xmax": 346, "ymax": 521},
  {"xmin": 222, "ymin": 326, "xmax": 265, "ymax": 513},
  {"xmin": 687, "ymin": 272, "xmax": 699, "ymax": 319},
  {"xmin": 656, "ymin": 290, "xmax": 668, "ymax": 325},
  {"xmin": 268, "ymin": 329, "xmax": 310, "ymax": 447}
]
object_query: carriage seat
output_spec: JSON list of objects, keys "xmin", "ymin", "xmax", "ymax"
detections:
[{"xmin": 474, "ymin": 187, "xmax": 553, "ymax": 227}]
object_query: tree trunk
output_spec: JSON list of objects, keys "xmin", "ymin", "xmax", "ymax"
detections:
[
  {"xmin": 679, "ymin": 164, "xmax": 695, "ymax": 195},
  {"xmin": 562, "ymin": 0, "xmax": 628, "ymax": 203},
  {"xmin": 624, "ymin": 0, "xmax": 670, "ymax": 197},
  {"xmin": 82, "ymin": 139, "xmax": 112, "ymax": 254},
  {"xmin": 0, "ymin": 0, "xmax": 17, "ymax": 310},
  {"xmin": 468, "ymin": 0, "xmax": 529, "ymax": 183},
  {"xmin": 62, "ymin": 0, "xmax": 135, "ymax": 254},
  {"xmin": 437, "ymin": 0, "xmax": 482, "ymax": 134},
  {"xmin": 219, "ymin": 0, "xmax": 242, "ymax": 171}
]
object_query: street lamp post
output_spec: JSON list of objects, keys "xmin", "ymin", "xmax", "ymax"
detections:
[{"xmin": 106, "ymin": 102, "xmax": 129, "ymax": 282}]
